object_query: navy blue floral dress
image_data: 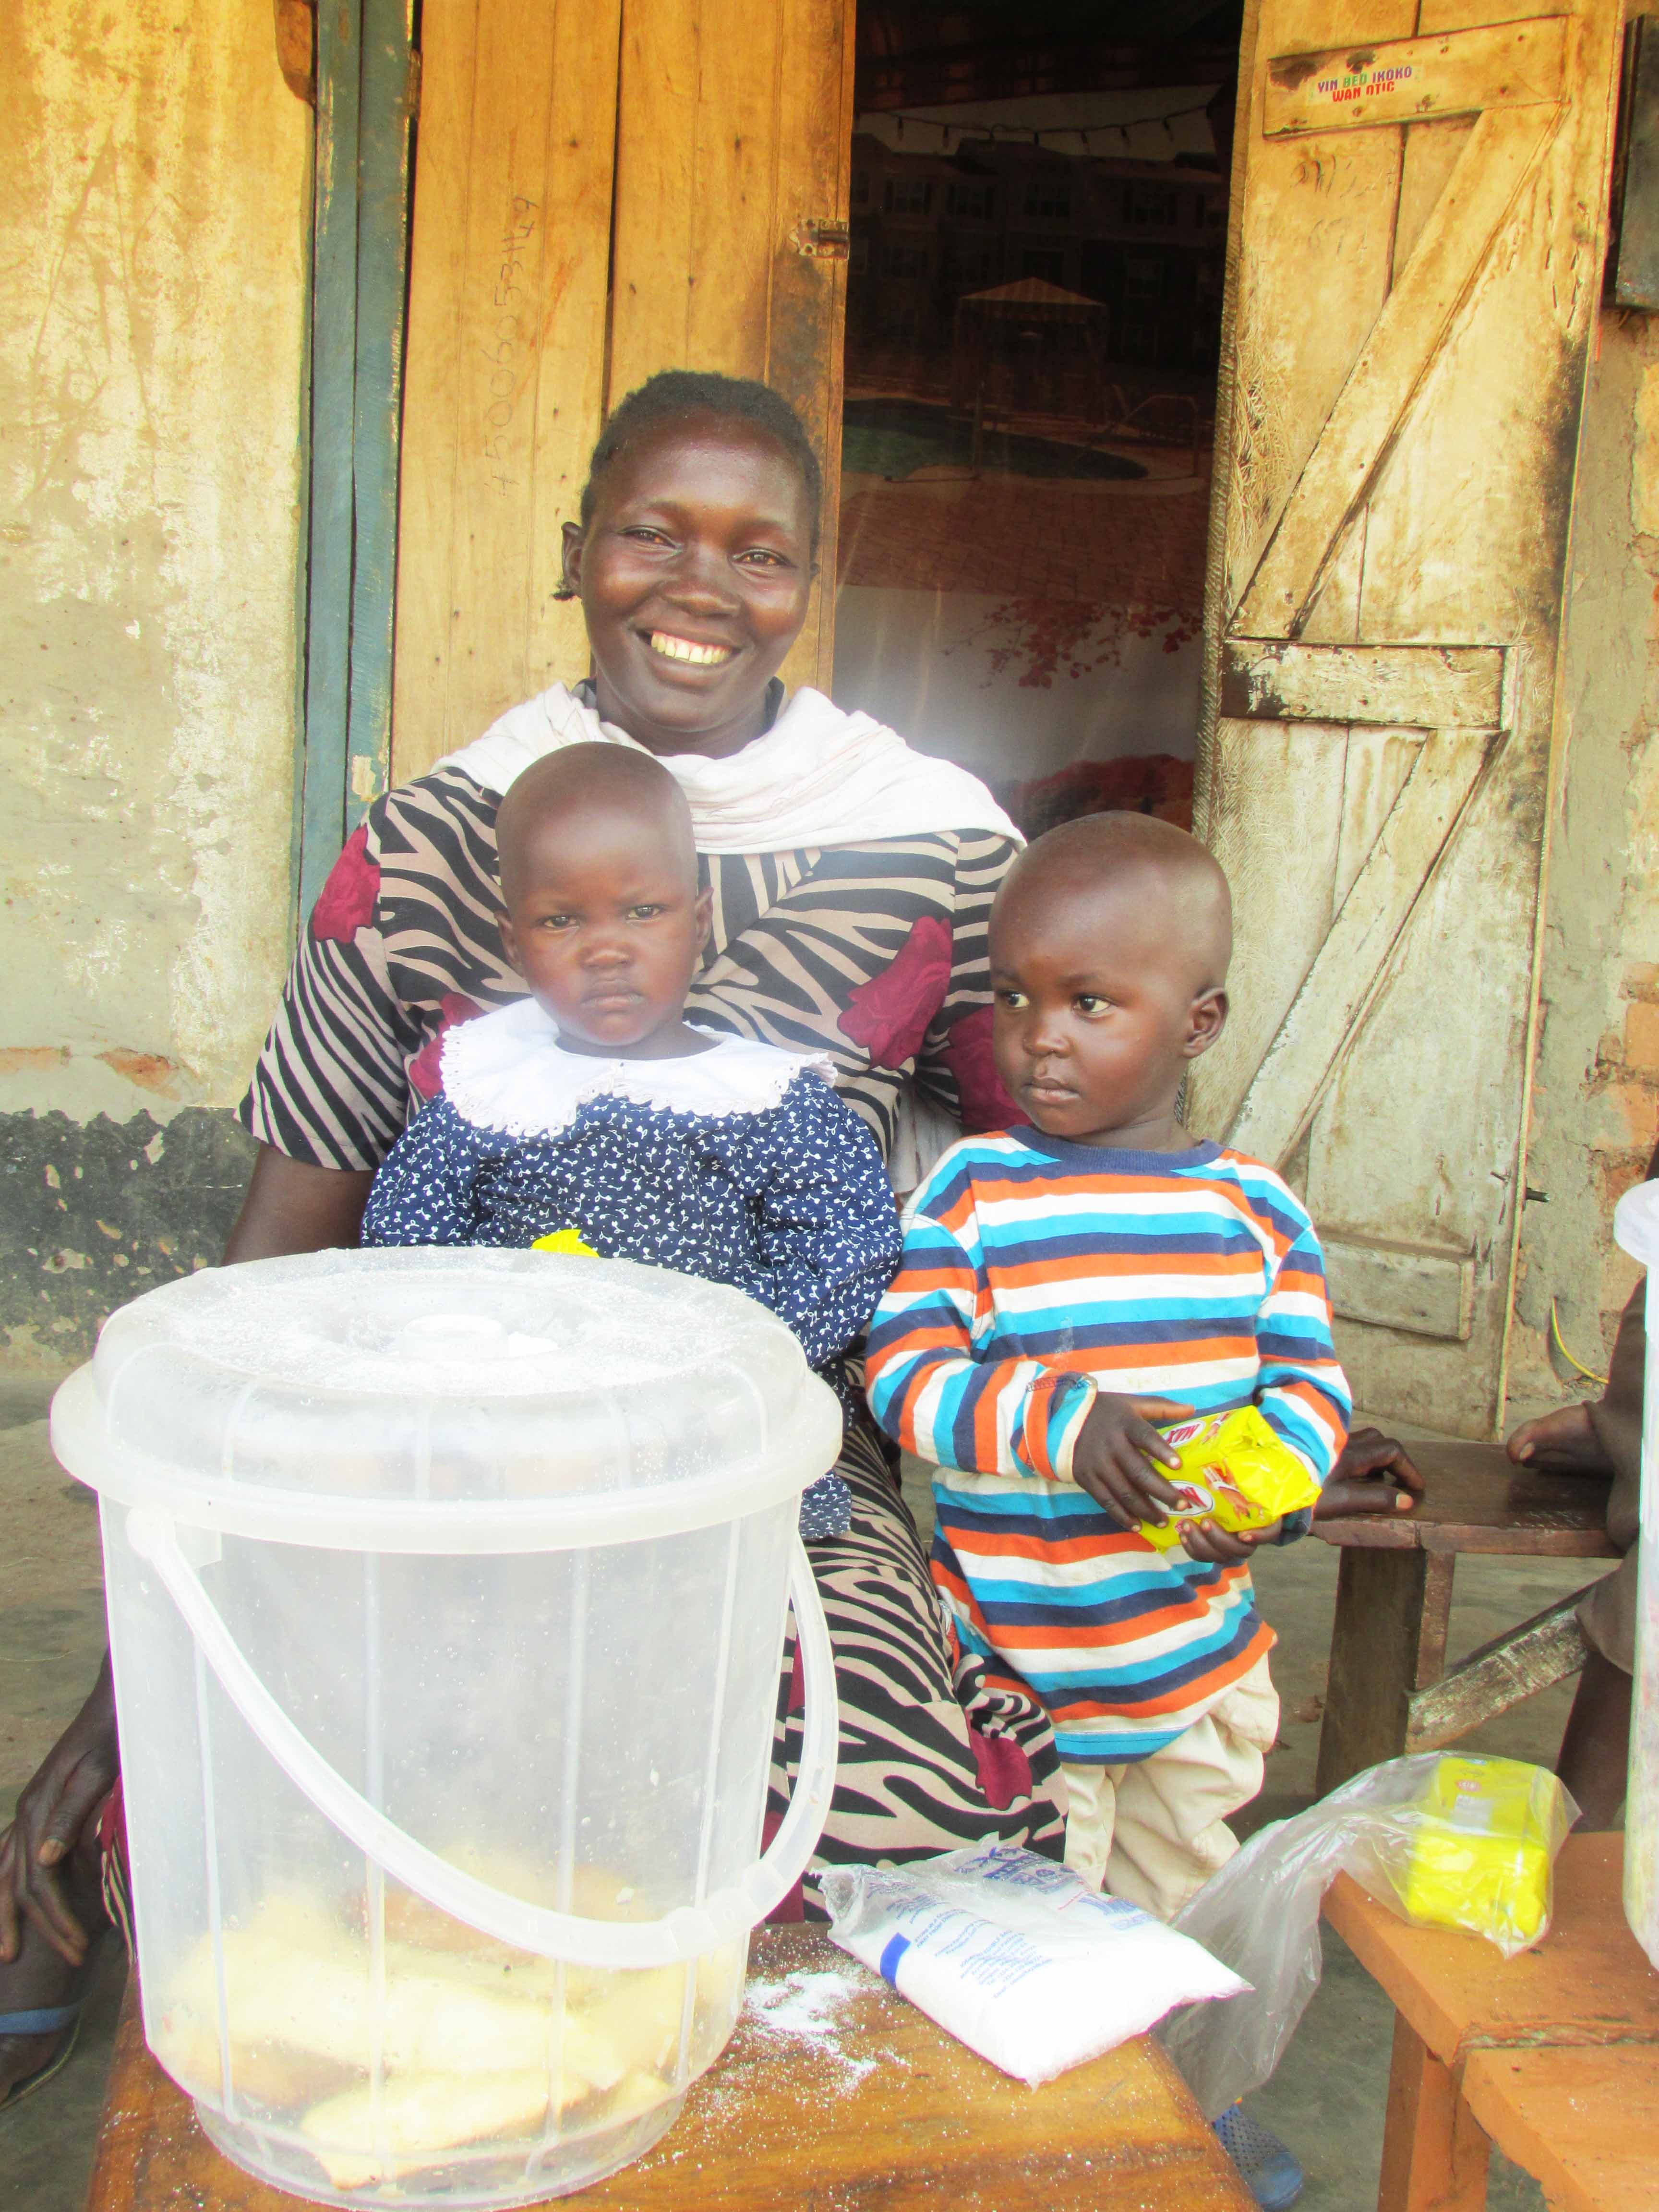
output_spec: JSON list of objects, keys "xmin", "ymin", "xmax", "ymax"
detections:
[{"xmin": 361, "ymin": 1007, "xmax": 901, "ymax": 1538}]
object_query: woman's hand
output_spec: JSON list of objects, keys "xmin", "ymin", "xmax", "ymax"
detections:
[
  {"xmin": 1313, "ymin": 1426, "xmax": 1426, "ymax": 1521},
  {"xmin": 0, "ymin": 1655, "xmax": 119, "ymax": 1966},
  {"xmin": 1071, "ymin": 1395, "xmax": 1193, "ymax": 1526},
  {"xmin": 1506, "ymin": 1400, "xmax": 1613, "ymax": 1476}
]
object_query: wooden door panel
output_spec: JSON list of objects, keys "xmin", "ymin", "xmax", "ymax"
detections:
[
  {"xmin": 1223, "ymin": 0, "xmax": 1418, "ymax": 619},
  {"xmin": 1196, "ymin": 0, "xmax": 1621, "ymax": 1434},
  {"xmin": 609, "ymin": 0, "xmax": 854, "ymax": 697},
  {"xmin": 392, "ymin": 0, "xmax": 620, "ymax": 782}
]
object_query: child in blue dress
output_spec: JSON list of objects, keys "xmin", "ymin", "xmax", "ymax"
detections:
[{"xmin": 362, "ymin": 740, "xmax": 902, "ymax": 1539}]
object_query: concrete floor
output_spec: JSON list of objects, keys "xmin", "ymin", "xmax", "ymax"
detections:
[{"xmin": 2, "ymin": 1384, "xmax": 1598, "ymax": 2210}]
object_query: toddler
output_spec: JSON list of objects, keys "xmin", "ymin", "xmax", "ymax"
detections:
[
  {"xmin": 866, "ymin": 811, "xmax": 1350, "ymax": 1911},
  {"xmin": 363, "ymin": 741, "xmax": 902, "ymax": 1539}
]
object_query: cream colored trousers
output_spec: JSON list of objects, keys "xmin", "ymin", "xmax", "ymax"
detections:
[{"xmin": 1060, "ymin": 1655, "xmax": 1280, "ymax": 1921}]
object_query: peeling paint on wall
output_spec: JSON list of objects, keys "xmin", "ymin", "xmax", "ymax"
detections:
[
  {"xmin": 0, "ymin": 4, "xmax": 307, "ymax": 1125},
  {"xmin": 0, "ymin": 1107, "xmax": 256, "ymax": 1362},
  {"xmin": 0, "ymin": 4, "xmax": 308, "ymax": 1351}
]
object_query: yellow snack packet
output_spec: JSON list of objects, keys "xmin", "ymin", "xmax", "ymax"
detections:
[
  {"xmin": 1393, "ymin": 1755, "xmax": 1567, "ymax": 1953},
  {"xmin": 1134, "ymin": 1405, "xmax": 1321, "ymax": 1552}
]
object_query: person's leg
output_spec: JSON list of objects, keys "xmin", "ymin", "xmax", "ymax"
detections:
[
  {"xmin": 768, "ymin": 1419, "xmax": 1066, "ymax": 1915},
  {"xmin": 1103, "ymin": 1657, "xmax": 1279, "ymax": 1921},
  {"xmin": 0, "ymin": 1824, "xmax": 108, "ymax": 2107},
  {"xmin": 1058, "ymin": 1760, "xmax": 1120, "ymax": 1892},
  {"xmin": 1557, "ymin": 1649, "xmax": 1633, "ymax": 1830}
]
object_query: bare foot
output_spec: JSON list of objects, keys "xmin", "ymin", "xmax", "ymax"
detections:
[{"xmin": 1507, "ymin": 1401, "xmax": 1612, "ymax": 1476}]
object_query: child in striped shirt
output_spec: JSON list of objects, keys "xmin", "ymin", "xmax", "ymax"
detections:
[{"xmin": 866, "ymin": 811, "xmax": 1351, "ymax": 1924}]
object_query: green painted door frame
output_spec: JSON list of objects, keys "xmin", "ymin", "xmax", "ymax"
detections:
[{"xmin": 296, "ymin": 0, "xmax": 418, "ymax": 922}]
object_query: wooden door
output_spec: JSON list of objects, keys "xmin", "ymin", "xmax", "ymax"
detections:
[
  {"xmin": 1192, "ymin": 3, "xmax": 1623, "ymax": 1436},
  {"xmin": 391, "ymin": 0, "xmax": 855, "ymax": 782}
]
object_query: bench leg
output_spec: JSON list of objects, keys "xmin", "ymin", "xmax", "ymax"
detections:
[
  {"xmin": 1378, "ymin": 2014, "xmax": 1490, "ymax": 2212},
  {"xmin": 1317, "ymin": 1550, "xmax": 1453, "ymax": 1795}
]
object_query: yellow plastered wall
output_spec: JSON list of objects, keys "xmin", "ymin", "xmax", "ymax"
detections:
[{"xmin": 0, "ymin": 1, "xmax": 309, "ymax": 1127}]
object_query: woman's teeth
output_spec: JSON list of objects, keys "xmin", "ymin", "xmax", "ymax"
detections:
[{"xmin": 649, "ymin": 631, "xmax": 735, "ymax": 667}]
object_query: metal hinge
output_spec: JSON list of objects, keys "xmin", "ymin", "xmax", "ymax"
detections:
[{"xmin": 793, "ymin": 220, "xmax": 850, "ymax": 261}]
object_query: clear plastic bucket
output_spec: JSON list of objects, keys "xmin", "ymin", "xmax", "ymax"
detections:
[
  {"xmin": 1612, "ymin": 1179, "xmax": 1659, "ymax": 1966},
  {"xmin": 50, "ymin": 1249, "xmax": 843, "ymax": 2205}
]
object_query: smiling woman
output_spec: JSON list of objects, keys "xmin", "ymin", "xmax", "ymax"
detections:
[{"xmin": 0, "ymin": 377, "xmax": 1070, "ymax": 2082}]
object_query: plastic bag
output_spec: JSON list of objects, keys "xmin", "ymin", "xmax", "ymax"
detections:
[
  {"xmin": 821, "ymin": 1841, "xmax": 1248, "ymax": 2085},
  {"xmin": 1137, "ymin": 1407, "xmax": 1322, "ymax": 1551},
  {"xmin": 1159, "ymin": 1753, "xmax": 1577, "ymax": 2120}
]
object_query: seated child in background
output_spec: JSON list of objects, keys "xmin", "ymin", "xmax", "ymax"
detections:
[
  {"xmin": 866, "ymin": 811, "xmax": 1350, "ymax": 1917},
  {"xmin": 363, "ymin": 741, "xmax": 901, "ymax": 1540}
]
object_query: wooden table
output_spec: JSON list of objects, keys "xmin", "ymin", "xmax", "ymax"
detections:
[
  {"xmin": 85, "ymin": 1925, "xmax": 1251, "ymax": 2211},
  {"xmin": 1313, "ymin": 1442, "xmax": 1617, "ymax": 1793},
  {"xmin": 1324, "ymin": 1831, "xmax": 1659, "ymax": 2212}
]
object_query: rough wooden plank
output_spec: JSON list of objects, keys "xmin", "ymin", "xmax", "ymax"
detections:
[
  {"xmin": 608, "ymin": 0, "xmax": 854, "ymax": 697},
  {"xmin": 1228, "ymin": 727, "xmax": 1493, "ymax": 1166},
  {"xmin": 1263, "ymin": 16, "xmax": 1568, "ymax": 140},
  {"xmin": 1220, "ymin": 0, "xmax": 1416, "ymax": 620},
  {"xmin": 1188, "ymin": 717, "xmax": 1348, "ymax": 1141},
  {"xmin": 299, "ymin": 0, "xmax": 362, "ymax": 918},
  {"xmin": 1324, "ymin": 1232, "xmax": 1475, "ymax": 1341},
  {"xmin": 1235, "ymin": 100, "xmax": 1562, "ymax": 639},
  {"xmin": 391, "ymin": 0, "xmax": 619, "ymax": 783},
  {"xmin": 84, "ymin": 1930, "xmax": 1252, "ymax": 2212},
  {"xmin": 1312, "ymin": 1441, "xmax": 1618, "ymax": 1558},
  {"xmin": 1405, "ymin": 1582, "xmax": 1593, "ymax": 1750},
  {"xmin": 1317, "ymin": 1546, "xmax": 1431, "ymax": 1794},
  {"xmin": 1461, "ymin": 2044, "xmax": 1659, "ymax": 2212},
  {"xmin": 1332, "ymin": 726, "xmax": 1419, "ymax": 914},
  {"xmin": 1416, "ymin": 1553, "xmax": 1455, "ymax": 1690},
  {"xmin": 345, "ymin": 0, "xmax": 416, "ymax": 824},
  {"xmin": 1378, "ymin": 2015, "xmax": 1491, "ymax": 2212},
  {"xmin": 1323, "ymin": 1835, "xmax": 1659, "ymax": 2065},
  {"xmin": 1219, "ymin": 641, "xmax": 1506, "ymax": 728}
]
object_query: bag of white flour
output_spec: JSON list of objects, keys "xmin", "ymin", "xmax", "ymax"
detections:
[{"xmin": 821, "ymin": 1842, "xmax": 1248, "ymax": 2084}]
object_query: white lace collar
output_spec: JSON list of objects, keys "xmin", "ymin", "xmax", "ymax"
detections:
[{"xmin": 440, "ymin": 998, "xmax": 837, "ymax": 1140}]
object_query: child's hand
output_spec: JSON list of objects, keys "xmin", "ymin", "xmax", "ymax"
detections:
[
  {"xmin": 1179, "ymin": 1516, "xmax": 1281, "ymax": 1565},
  {"xmin": 1072, "ymin": 1395, "xmax": 1194, "ymax": 1526}
]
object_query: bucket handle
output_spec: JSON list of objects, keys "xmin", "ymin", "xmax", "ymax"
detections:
[{"xmin": 126, "ymin": 1506, "xmax": 838, "ymax": 1971}]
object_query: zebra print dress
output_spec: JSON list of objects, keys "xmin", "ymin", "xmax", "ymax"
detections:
[{"xmin": 240, "ymin": 753, "xmax": 1067, "ymax": 1908}]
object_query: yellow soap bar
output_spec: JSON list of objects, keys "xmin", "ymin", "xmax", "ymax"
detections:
[
  {"xmin": 1135, "ymin": 1405, "xmax": 1322, "ymax": 1552},
  {"xmin": 1396, "ymin": 1755, "xmax": 1561, "ymax": 1951}
]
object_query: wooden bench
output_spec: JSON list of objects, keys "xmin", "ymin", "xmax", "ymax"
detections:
[
  {"xmin": 1323, "ymin": 1831, "xmax": 1659, "ymax": 2212},
  {"xmin": 84, "ymin": 1924, "xmax": 1251, "ymax": 2212},
  {"xmin": 1312, "ymin": 1442, "xmax": 1618, "ymax": 1793}
]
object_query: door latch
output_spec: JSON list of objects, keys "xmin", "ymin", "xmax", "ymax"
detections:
[{"xmin": 793, "ymin": 220, "xmax": 850, "ymax": 261}]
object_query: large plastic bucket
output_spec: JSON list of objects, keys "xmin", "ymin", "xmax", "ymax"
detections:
[
  {"xmin": 50, "ymin": 1249, "xmax": 843, "ymax": 2206},
  {"xmin": 1612, "ymin": 1180, "xmax": 1659, "ymax": 1966}
]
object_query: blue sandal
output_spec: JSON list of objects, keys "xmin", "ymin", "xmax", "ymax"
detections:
[
  {"xmin": 1213, "ymin": 2103, "xmax": 1304, "ymax": 2211},
  {"xmin": 0, "ymin": 2003, "xmax": 84, "ymax": 2114}
]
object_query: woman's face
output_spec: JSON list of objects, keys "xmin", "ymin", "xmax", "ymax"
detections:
[{"xmin": 563, "ymin": 412, "xmax": 815, "ymax": 758}]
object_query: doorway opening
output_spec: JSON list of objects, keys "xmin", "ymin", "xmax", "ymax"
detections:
[{"xmin": 834, "ymin": 2, "xmax": 1243, "ymax": 837}]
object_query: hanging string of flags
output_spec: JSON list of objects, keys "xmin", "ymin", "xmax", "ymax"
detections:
[{"xmin": 869, "ymin": 98, "xmax": 1217, "ymax": 159}]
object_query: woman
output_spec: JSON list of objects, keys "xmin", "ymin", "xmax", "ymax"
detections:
[{"xmin": 0, "ymin": 371, "xmax": 1066, "ymax": 2104}]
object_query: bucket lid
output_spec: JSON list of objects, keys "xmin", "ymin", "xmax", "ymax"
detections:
[{"xmin": 49, "ymin": 1248, "xmax": 843, "ymax": 1551}]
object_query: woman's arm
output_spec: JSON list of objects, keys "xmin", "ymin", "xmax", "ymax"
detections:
[
  {"xmin": 914, "ymin": 830, "xmax": 1022, "ymax": 1135},
  {"xmin": 224, "ymin": 1146, "xmax": 376, "ymax": 1262}
]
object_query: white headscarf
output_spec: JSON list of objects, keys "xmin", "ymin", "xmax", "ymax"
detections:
[{"xmin": 447, "ymin": 683, "xmax": 1021, "ymax": 854}]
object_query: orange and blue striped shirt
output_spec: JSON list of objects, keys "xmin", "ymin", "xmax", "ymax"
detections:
[{"xmin": 865, "ymin": 1128, "xmax": 1350, "ymax": 1763}]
